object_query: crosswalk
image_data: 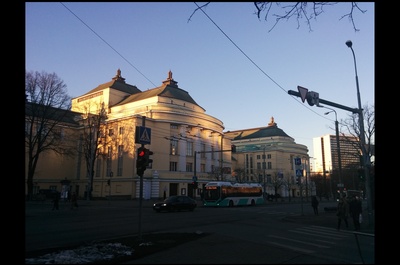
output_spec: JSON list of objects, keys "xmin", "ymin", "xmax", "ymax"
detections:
[{"xmin": 267, "ymin": 225, "xmax": 353, "ymax": 254}]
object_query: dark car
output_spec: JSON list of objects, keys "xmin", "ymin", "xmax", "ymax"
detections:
[{"xmin": 153, "ymin": 195, "xmax": 197, "ymax": 212}]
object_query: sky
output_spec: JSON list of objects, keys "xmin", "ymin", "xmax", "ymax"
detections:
[{"xmin": 25, "ymin": 2, "xmax": 375, "ymax": 158}]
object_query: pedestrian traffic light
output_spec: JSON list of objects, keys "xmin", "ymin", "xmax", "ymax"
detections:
[{"xmin": 136, "ymin": 146, "xmax": 146, "ymax": 176}]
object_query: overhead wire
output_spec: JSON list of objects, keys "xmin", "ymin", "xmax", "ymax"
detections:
[{"xmin": 192, "ymin": 2, "xmax": 334, "ymax": 123}]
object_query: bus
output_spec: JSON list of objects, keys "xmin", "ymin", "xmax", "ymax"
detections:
[{"xmin": 203, "ymin": 181, "xmax": 264, "ymax": 207}]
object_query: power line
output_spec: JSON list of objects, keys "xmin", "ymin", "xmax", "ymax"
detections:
[
  {"xmin": 60, "ymin": 2, "xmax": 157, "ymax": 88},
  {"xmin": 193, "ymin": 2, "xmax": 331, "ymax": 122}
]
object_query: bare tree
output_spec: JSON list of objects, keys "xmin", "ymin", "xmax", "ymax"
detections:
[
  {"xmin": 340, "ymin": 104, "xmax": 375, "ymax": 207},
  {"xmin": 190, "ymin": 2, "xmax": 368, "ymax": 32},
  {"xmin": 340, "ymin": 104, "xmax": 375, "ymax": 165},
  {"xmin": 75, "ymin": 102, "xmax": 108, "ymax": 200},
  {"xmin": 271, "ymin": 171, "xmax": 284, "ymax": 201},
  {"xmin": 281, "ymin": 171, "xmax": 294, "ymax": 202},
  {"xmin": 25, "ymin": 70, "xmax": 73, "ymax": 200}
]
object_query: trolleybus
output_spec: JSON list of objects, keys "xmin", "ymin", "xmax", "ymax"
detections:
[{"xmin": 203, "ymin": 181, "xmax": 264, "ymax": 207}]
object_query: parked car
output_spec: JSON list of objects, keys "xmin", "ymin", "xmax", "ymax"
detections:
[{"xmin": 153, "ymin": 195, "xmax": 197, "ymax": 212}]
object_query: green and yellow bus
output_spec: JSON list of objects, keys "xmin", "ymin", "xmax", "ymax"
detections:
[{"xmin": 203, "ymin": 181, "xmax": 264, "ymax": 207}]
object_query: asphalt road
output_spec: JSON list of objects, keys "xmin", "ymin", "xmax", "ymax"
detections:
[{"xmin": 25, "ymin": 198, "xmax": 376, "ymax": 264}]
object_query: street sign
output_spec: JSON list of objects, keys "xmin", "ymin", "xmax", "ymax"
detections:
[
  {"xmin": 294, "ymin": 157, "xmax": 301, "ymax": 166},
  {"xmin": 192, "ymin": 176, "xmax": 197, "ymax": 182},
  {"xmin": 135, "ymin": 126, "xmax": 151, "ymax": 144},
  {"xmin": 297, "ymin": 86, "xmax": 308, "ymax": 103},
  {"xmin": 296, "ymin": 169, "xmax": 303, "ymax": 177}
]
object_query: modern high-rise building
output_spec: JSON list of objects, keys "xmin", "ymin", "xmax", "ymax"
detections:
[{"xmin": 312, "ymin": 134, "xmax": 361, "ymax": 175}]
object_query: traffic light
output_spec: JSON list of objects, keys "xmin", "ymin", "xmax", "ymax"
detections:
[
  {"xmin": 296, "ymin": 176, "xmax": 301, "ymax": 185},
  {"xmin": 144, "ymin": 149, "xmax": 154, "ymax": 166},
  {"xmin": 136, "ymin": 146, "xmax": 146, "ymax": 176},
  {"xmin": 107, "ymin": 179, "xmax": 111, "ymax": 185},
  {"xmin": 306, "ymin": 91, "xmax": 320, "ymax": 106},
  {"xmin": 192, "ymin": 181, "xmax": 198, "ymax": 189}
]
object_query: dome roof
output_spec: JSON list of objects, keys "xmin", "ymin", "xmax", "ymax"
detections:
[{"xmin": 225, "ymin": 117, "xmax": 292, "ymax": 140}]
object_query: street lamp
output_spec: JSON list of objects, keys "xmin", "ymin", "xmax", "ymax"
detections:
[
  {"xmin": 346, "ymin": 40, "xmax": 373, "ymax": 226},
  {"xmin": 324, "ymin": 107, "xmax": 343, "ymax": 197}
]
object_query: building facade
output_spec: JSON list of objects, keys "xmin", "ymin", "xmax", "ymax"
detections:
[
  {"xmin": 226, "ymin": 117, "xmax": 311, "ymax": 198},
  {"xmin": 26, "ymin": 70, "xmax": 311, "ymax": 200},
  {"xmin": 27, "ymin": 70, "xmax": 232, "ymax": 200}
]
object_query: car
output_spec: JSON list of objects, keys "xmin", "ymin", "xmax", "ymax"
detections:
[{"xmin": 153, "ymin": 195, "xmax": 197, "ymax": 212}]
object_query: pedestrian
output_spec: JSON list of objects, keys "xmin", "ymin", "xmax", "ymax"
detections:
[
  {"xmin": 52, "ymin": 192, "xmax": 60, "ymax": 210},
  {"xmin": 311, "ymin": 196, "xmax": 319, "ymax": 215},
  {"xmin": 349, "ymin": 195, "xmax": 362, "ymax": 231},
  {"xmin": 336, "ymin": 195, "xmax": 349, "ymax": 230},
  {"xmin": 70, "ymin": 192, "xmax": 78, "ymax": 210}
]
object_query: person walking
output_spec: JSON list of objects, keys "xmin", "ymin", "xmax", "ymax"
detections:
[
  {"xmin": 311, "ymin": 196, "xmax": 319, "ymax": 215},
  {"xmin": 336, "ymin": 195, "xmax": 349, "ymax": 230},
  {"xmin": 52, "ymin": 192, "xmax": 60, "ymax": 210},
  {"xmin": 349, "ymin": 195, "xmax": 362, "ymax": 231}
]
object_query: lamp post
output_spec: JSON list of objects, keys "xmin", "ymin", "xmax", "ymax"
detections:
[
  {"xmin": 346, "ymin": 40, "xmax": 373, "ymax": 226},
  {"xmin": 263, "ymin": 146, "xmax": 266, "ymax": 197},
  {"xmin": 324, "ymin": 107, "xmax": 343, "ymax": 197}
]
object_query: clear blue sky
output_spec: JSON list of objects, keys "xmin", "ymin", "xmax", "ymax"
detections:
[{"xmin": 25, "ymin": 2, "xmax": 375, "ymax": 158}]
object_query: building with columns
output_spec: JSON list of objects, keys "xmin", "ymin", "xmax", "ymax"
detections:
[
  {"xmin": 26, "ymin": 69, "xmax": 311, "ymax": 200},
  {"xmin": 225, "ymin": 117, "xmax": 311, "ymax": 198}
]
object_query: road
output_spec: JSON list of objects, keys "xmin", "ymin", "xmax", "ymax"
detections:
[{"xmin": 25, "ymin": 199, "xmax": 375, "ymax": 263}]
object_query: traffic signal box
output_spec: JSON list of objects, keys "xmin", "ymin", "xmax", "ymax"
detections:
[
  {"xmin": 136, "ymin": 147, "xmax": 146, "ymax": 176},
  {"xmin": 144, "ymin": 148, "xmax": 153, "ymax": 166},
  {"xmin": 136, "ymin": 147, "xmax": 154, "ymax": 176}
]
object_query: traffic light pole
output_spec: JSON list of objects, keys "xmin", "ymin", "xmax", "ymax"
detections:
[
  {"xmin": 137, "ymin": 116, "xmax": 145, "ymax": 242},
  {"xmin": 288, "ymin": 90, "xmax": 359, "ymax": 114},
  {"xmin": 289, "ymin": 89, "xmax": 373, "ymax": 226}
]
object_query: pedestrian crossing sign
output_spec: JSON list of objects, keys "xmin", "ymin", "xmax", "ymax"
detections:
[{"xmin": 135, "ymin": 126, "xmax": 151, "ymax": 144}]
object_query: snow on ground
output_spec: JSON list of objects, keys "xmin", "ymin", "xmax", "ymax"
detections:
[{"xmin": 25, "ymin": 242, "xmax": 134, "ymax": 264}]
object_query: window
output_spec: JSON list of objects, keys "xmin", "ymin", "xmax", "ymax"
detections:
[
  {"xmin": 106, "ymin": 146, "xmax": 112, "ymax": 176},
  {"xmin": 200, "ymin": 143, "xmax": 206, "ymax": 158},
  {"xmin": 170, "ymin": 124, "xmax": 178, "ymax": 129},
  {"xmin": 119, "ymin": 127, "xmax": 124, "ymax": 135},
  {"xmin": 186, "ymin": 142, "xmax": 193, "ymax": 156},
  {"xmin": 267, "ymin": 162, "xmax": 272, "ymax": 169},
  {"xmin": 117, "ymin": 145, "xmax": 123, "ymax": 176},
  {"xmin": 267, "ymin": 154, "xmax": 272, "ymax": 159},
  {"xmin": 170, "ymin": 139, "xmax": 178, "ymax": 155},
  {"xmin": 169, "ymin": 162, "xmax": 177, "ymax": 171},
  {"xmin": 257, "ymin": 162, "xmax": 261, "ymax": 170},
  {"xmin": 200, "ymin": 163, "xmax": 205, "ymax": 173},
  {"xmin": 96, "ymin": 159, "xmax": 101, "ymax": 178},
  {"xmin": 211, "ymin": 146, "xmax": 215, "ymax": 159},
  {"xmin": 186, "ymin": 162, "xmax": 193, "ymax": 172},
  {"xmin": 257, "ymin": 155, "xmax": 261, "ymax": 159},
  {"xmin": 109, "ymin": 129, "xmax": 114, "ymax": 136}
]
